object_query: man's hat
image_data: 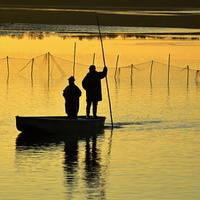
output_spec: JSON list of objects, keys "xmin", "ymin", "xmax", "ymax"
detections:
[
  {"xmin": 89, "ymin": 65, "xmax": 96, "ymax": 70},
  {"xmin": 68, "ymin": 76, "xmax": 75, "ymax": 81}
]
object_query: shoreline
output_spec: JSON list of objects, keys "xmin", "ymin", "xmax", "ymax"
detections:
[{"xmin": 1, "ymin": 7, "xmax": 200, "ymax": 29}]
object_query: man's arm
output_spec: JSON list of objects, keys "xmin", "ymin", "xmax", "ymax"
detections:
[{"xmin": 99, "ymin": 66, "xmax": 107, "ymax": 79}]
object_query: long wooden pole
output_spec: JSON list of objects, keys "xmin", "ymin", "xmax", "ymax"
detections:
[
  {"xmin": 73, "ymin": 42, "xmax": 76, "ymax": 77},
  {"xmin": 92, "ymin": 53, "xmax": 96, "ymax": 65},
  {"xmin": 96, "ymin": 17, "xmax": 114, "ymax": 128}
]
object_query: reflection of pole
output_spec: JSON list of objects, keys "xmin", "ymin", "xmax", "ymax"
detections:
[
  {"xmin": 186, "ymin": 65, "xmax": 189, "ymax": 87},
  {"xmin": 97, "ymin": 17, "xmax": 113, "ymax": 129},
  {"xmin": 150, "ymin": 60, "xmax": 154, "ymax": 82},
  {"xmin": 167, "ymin": 54, "xmax": 170, "ymax": 87},
  {"xmin": 73, "ymin": 42, "xmax": 76, "ymax": 77},
  {"xmin": 114, "ymin": 55, "xmax": 119, "ymax": 79}
]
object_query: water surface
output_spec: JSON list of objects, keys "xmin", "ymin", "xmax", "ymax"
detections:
[{"xmin": 0, "ymin": 23, "xmax": 200, "ymax": 200}]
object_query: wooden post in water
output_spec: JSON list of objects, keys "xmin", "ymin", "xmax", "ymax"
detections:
[
  {"xmin": 47, "ymin": 52, "xmax": 51, "ymax": 87},
  {"xmin": 73, "ymin": 42, "xmax": 76, "ymax": 77},
  {"xmin": 167, "ymin": 54, "xmax": 171, "ymax": 87},
  {"xmin": 195, "ymin": 70, "xmax": 200, "ymax": 81},
  {"xmin": 186, "ymin": 65, "xmax": 190, "ymax": 87},
  {"xmin": 31, "ymin": 58, "xmax": 34, "ymax": 85},
  {"xmin": 130, "ymin": 64, "xmax": 134, "ymax": 86},
  {"xmin": 6, "ymin": 56, "xmax": 10, "ymax": 85},
  {"xmin": 31, "ymin": 58, "xmax": 34, "ymax": 78},
  {"xmin": 6, "ymin": 56, "xmax": 10, "ymax": 76},
  {"xmin": 130, "ymin": 64, "xmax": 134, "ymax": 80},
  {"xmin": 114, "ymin": 55, "xmax": 119, "ymax": 79},
  {"xmin": 150, "ymin": 60, "xmax": 154, "ymax": 82}
]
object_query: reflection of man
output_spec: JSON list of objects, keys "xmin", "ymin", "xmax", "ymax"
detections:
[
  {"xmin": 63, "ymin": 76, "xmax": 81, "ymax": 119},
  {"xmin": 82, "ymin": 65, "xmax": 107, "ymax": 118}
]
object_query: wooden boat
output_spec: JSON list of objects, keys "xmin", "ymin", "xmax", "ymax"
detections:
[{"xmin": 16, "ymin": 116, "xmax": 106, "ymax": 135}]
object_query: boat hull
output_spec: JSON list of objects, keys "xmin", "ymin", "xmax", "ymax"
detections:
[{"xmin": 16, "ymin": 116, "xmax": 106, "ymax": 135}]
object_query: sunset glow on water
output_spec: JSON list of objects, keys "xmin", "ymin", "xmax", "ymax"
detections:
[{"xmin": 0, "ymin": 24, "xmax": 200, "ymax": 199}]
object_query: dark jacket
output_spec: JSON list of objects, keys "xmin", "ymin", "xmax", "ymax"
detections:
[{"xmin": 82, "ymin": 66, "xmax": 107, "ymax": 101}]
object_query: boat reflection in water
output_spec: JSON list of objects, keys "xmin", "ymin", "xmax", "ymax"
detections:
[{"xmin": 16, "ymin": 128, "xmax": 109, "ymax": 199}]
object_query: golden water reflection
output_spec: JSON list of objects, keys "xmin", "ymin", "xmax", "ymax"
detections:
[
  {"xmin": 0, "ymin": 33, "xmax": 200, "ymax": 71},
  {"xmin": 16, "ymin": 130, "xmax": 110, "ymax": 199},
  {"xmin": 1, "ymin": 32, "xmax": 200, "ymax": 199}
]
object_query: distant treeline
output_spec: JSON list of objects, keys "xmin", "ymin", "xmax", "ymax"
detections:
[
  {"xmin": 3, "ymin": 32, "xmax": 200, "ymax": 41},
  {"xmin": 1, "ymin": 0, "xmax": 200, "ymax": 8}
]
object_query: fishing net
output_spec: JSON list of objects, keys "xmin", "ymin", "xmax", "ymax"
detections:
[{"xmin": 0, "ymin": 52, "xmax": 199, "ymax": 88}]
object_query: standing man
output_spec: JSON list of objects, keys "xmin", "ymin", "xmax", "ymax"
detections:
[
  {"xmin": 63, "ymin": 76, "xmax": 81, "ymax": 119},
  {"xmin": 82, "ymin": 65, "xmax": 107, "ymax": 118}
]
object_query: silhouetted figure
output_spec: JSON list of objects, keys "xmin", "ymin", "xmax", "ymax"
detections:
[
  {"xmin": 82, "ymin": 65, "xmax": 107, "ymax": 118},
  {"xmin": 63, "ymin": 76, "xmax": 81, "ymax": 119}
]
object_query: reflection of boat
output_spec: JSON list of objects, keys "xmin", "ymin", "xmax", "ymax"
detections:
[
  {"xmin": 16, "ymin": 116, "xmax": 106, "ymax": 135},
  {"xmin": 15, "ymin": 129, "xmax": 108, "ymax": 199}
]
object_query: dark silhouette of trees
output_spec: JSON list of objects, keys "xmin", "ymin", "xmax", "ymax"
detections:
[{"xmin": 1, "ymin": 0, "xmax": 200, "ymax": 8}]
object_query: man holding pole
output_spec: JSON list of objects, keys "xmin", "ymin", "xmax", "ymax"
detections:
[{"xmin": 82, "ymin": 65, "xmax": 107, "ymax": 119}]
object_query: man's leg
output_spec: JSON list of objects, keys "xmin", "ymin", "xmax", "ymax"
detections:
[
  {"xmin": 86, "ymin": 100, "xmax": 92, "ymax": 118},
  {"xmin": 93, "ymin": 101, "xmax": 98, "ymax": 118}
]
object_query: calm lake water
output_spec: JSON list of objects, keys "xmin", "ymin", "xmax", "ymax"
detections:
[{"xmin": 0, "ymin": 22, "xmax": 200, "ymax": 199}]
